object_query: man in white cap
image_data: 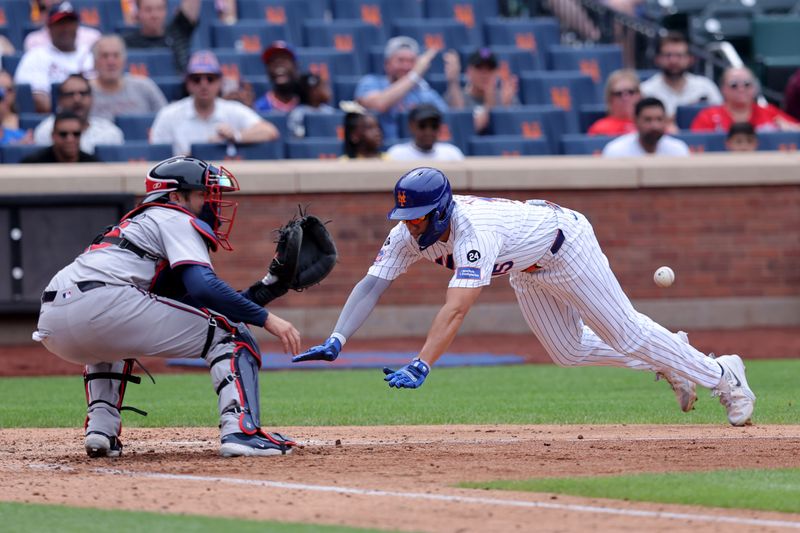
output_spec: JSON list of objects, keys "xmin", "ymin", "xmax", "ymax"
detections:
[{"xmin": 355, "ymin": 36, "xmax": 447, "ymax": 140}]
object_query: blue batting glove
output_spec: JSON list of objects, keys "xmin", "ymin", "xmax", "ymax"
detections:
[
  {"xmin": 292, "ymin": 337, "xmax": 341, "ymax": 363},
  {"xmin": 382, "ymin": 358, "xmax": 430, "ymax": 389}
]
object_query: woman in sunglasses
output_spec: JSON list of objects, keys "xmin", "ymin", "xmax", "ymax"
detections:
[
  {"xmin": 588, "ymin": 69, "xmax": 642, "ymax": 136},
  {"xmin": 691, "ymin": 66, "xmax": 799, "ymax": 133}
]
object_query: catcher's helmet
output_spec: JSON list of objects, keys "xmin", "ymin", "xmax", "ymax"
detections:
[
  {"xmin": 388, "ymin": 167, "xmax": 454, "ymax": 250},
  {"xmin": 144, "ymin": 156, "xmax": 240, "ymax": 250}
]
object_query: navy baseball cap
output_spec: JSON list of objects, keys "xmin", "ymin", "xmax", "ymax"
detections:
[
  {"xmin": 468, "ymin": 48, "xmax": 498, "ymax": 69},
  {"xmin": 48, "ymin": 1, "xmax": 79, "ymax": 25},
  {"xmin": 261, "ymin": 41, "xmax": 296, "ymax": 65},
  {"xmin": 186, "ymin": 50, "xmax": 222, "ymax": 76}
]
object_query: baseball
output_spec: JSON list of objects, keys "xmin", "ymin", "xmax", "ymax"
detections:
[{"xmin": 654, "ymin": 266, "xmax": 675, "ymax": 288}]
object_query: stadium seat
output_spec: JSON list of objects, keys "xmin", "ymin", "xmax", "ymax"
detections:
[
  {"xmin": 260, "ymin": 112, "xmax": 289, "ymax": 139},
  {"xmin": 396, "ymin": 109, "xmax": 474, "ymax": 154},
  {"xmin": 191, "ymin": 141, "xmax": 284, "ymax": 160},
  {"xmin": 213, "ymin": 50, "xmax": 265, "ymax": 78},
  {"xmin": 675, "ymin": 103, "xmax": 709, "ymax": 130},
  {"xmin": 211, "ymin": 21, "xmax": 288, "ymax": 51},
  {"xmin": 519, "ymin": 72, "xmax": 597, "ymax": 133},
  {"xmin": 381, "ymin": 0, "xmax": 425, "ymax": 21},
  {"xmin": 304, "ymin": 112, "xmax": 346, "ymax": 139},
  {"xmin": 115, "ymin": 114, "xmax": 157, "ymax": 141},
  {"xmin": 674, "ymin": 132, "xmax": 727, "ymax": 153},
  {"xmin": 560, "ymin": 133, "xmax": 615, "ymax": 155},
  {"xmin": 468, "ymin": 135, "xmax": 550, "ymax": 156},
  {"xmin": 69, "ymin": 0, "xmax": 122, "ymax": 32},
  {"xmin": 392, "ymin": 18, "xmax": 473, "ymax": 50},
  {"xmin": 756, "ymin": 131, "xmax": 800, "ymax": 151},
  {"xmin": 18, "ymin": 113, "xmax": 46, "ymax": 131},
  {"xmin": 126, "ymin": 49, "xmax": 179, "ymax": 78},
  {"xmin": 578, "ymin": 104, "xmax": 607, "ymax": 134},
  {"xmin": 426, "ymin": 0, "xmax": 497, "ymax": 47},
  {"xmin": 754, "ymin": 0, "xmax": 800, "ymax": 14},
  {"xmin": 237, "ymin": 0, "xmax": 320, "ymax": 44},
  {"xmin": 304, "ymin": 20, "xmax": 385, "ymax": 75},
  {"xmin": 295, "ymin": 48, "xmax": 361, "ymax": 78},
  {"xmin": 14, "ymin": 84, "xmax": 36, "ymax": 114},
  {"xmin": 285, "ymin": 138, "xmax": 343, "ymax": 159},
  {"xmin": 483, "ymin": 17, "xmax": 560, "ymax": 68},
  {"xmin": 0, "ymin": 1, "xmax": 32, "ymax": 50},
  {"xmin": 1, "ymin": 52, "xmax": 23, "ymax": 77},
  {"xmin": 1, "ymin": 144, "xmax": 40, "ymax": 164},
  {"xmin": 758, "ymin": 55, "xmax": 800, "ymax": 96},
  {"xmin": 637, "ymin": 69, "xmax": 659, "ymax": 83},
  {"xmin": 332, "ymin": 75, "xmax": 361, "ymax": 102},
  {"xmin": 548, "ymin": 45, "xmax": 624, "ymax": 96},
  {"xmin": 150, "ymin": 76, "xmax": 186, "ymax": 102},
  {"xmin": 94, "ymin": 142, "xmax": 173, "ymax": 162},
  {"xmin": 489, "ymin": 105, "xmax": 570, "ymax": 154}
]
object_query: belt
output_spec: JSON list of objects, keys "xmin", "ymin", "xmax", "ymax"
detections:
[
  {"xmin": 41, "ymin": 281, "xmax": 106, "ymax": 303},
  {"xmin": 523, "ymin": 229, "xmax": 564, "ymax": 273}
]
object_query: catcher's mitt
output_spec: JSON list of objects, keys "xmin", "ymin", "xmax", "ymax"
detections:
[{"xmin": 272, "ymin": 208, "xmax": 337, "ymax": 290}]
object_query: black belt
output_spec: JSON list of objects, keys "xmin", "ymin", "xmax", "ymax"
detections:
[{"xmin": 42, "ymin": 281, "xmax": 106, "ymax": 303}]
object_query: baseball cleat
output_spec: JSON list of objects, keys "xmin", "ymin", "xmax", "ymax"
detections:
[
  {"xmin": 84, "ymin": 431, "xmax": 122, "ymax": 458},
  {"xmin": 220, "ymin": 432, "xmax": 295, "ymax": 457},
  {"xmin": 712, "ymin": 354, "xmax": 756, "ymax": 426},
  {"xmin": 655, "ymin": 330, "xmax": 698, "ymax": 412}
]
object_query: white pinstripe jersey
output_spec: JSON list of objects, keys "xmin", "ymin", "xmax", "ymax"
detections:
[{"xmin": 368, "ymin": 195, "xmax": 560, "ymax": 288}]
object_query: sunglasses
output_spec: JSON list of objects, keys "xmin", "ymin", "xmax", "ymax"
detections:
[
  {"xmin": 188, "ymin": 74, "xmax": 221, "ymax": 84},
  {"xmin": 611, "ymin": 88, "xmax": 638, "ymax": 98},
  {"xmin": 405, "ymin": 215, "xmax": 428, "ymax": 226},
  {"xmin": 56, "ymin": 130, "xmax": 82, "ymax": 138},
  {"xmin": 727, "ymin": 80, "xmax": 753, "ymax": 90}
]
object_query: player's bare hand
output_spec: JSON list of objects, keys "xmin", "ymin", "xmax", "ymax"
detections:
[
  {"xmin": 443, "ymin": 50, "xmax": 461, "ymax": 83},
  {"xmin": 413, "ymin": 47, "xmax": 440, "ymax": 77},
  {"xmin": 264, "ymin": 313, "xmax": 301, "ymax": 355}
]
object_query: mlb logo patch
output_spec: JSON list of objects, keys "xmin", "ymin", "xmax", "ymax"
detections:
[
  {"xmin": 62, "ymin": 290, "xmax": 73, "ymax": 299},
  {"xmin": 456, "ymin": 267, "xmax": 481, "ymax": 280}
]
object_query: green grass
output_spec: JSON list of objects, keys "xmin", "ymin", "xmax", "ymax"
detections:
[
  {"xmin": 0, "ymin": 359, "xmax": 796, "ymax": 427},
  {"xmin": 0, "ymin": 501, "xmax": 384, "ymax": 533},
  {"xmin": 460, "ymin": 468, "xmax": 800, "ymax": 514}
]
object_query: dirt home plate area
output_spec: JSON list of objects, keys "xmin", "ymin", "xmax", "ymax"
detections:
[{"xmin": 2, "ymin": 329, "xmax": 800, "ymax": 532}]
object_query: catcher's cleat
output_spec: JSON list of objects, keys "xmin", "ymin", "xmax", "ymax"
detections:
[
  {"xmin": 655, "ymin": 330, "xmax": 698, "ymax": 412},
  {"xmin": 712, "ymin": 354, "xmax": 756, "ymax": 427},
  {"xmin": 220, "ymin": 431, "xmax": 295, "ymax": 457},
  {"xmin": 84, "ymin": 431, "xmax": 122, "ymax": 458}
]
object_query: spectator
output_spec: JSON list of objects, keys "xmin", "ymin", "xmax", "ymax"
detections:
[
  {"xmin": 588, "ymin": 69, "xmax": 640, "ymax": 136},
  {"xmin": 692, "ymin": 67, "xmax": 800, "ymax": 133},
  {"xmin": 90, "ymin": 35, "xmax": 167, "ymax": 121},
  {"xmin": 725, "ymin": 122, "xmax": 758, "ymax": 152},
  {"xmin": 287, "ymin": 73, "xmax": 336, "ymax": 138},
  {"xmin": 446, "ymin": 48, "xmax": 519, "ymax": 134},
  {"xmin": 122, "ymin": 0, "xmax": 200, "ymax": 74},
  {"xmin": 13, "ymin": 2, "xmax": 94, "ymax": 113},
  {"xmin": 34, "ymin": 74, "xmax": 124, "ymax": 153},
  {"xmin": 342, "ymin": 110, "xmax": 386, "ymax": 160},
  {"xmin": 0, "ymin": 87, "xmax": 28, "ymax": 145},
  {"xmin": 150, "ymin": 50, "xmax": 279, "ymax": 156},
  {"xmin": 0, "ymin": 70, "xmax": 21, "ymax": 129},
  {"xmin": 221, "ymin": 78, "xmax": 256, "ymax": 108},
  {"xmin": 255, "ymin": 41, "xmax": 301, "ymax": 113},
  {"xmin": 602, "ymin": 97, "xmax": 690, "ymax": 157},
  {"xmin": 640, "ymin": 32, "xmax": 722, "ymax": 122},
  {"xmin": 21, "ymin": 110, "xmax": 100, "ymax": 162},
  {"xmin": 387, "ymin": 104, "xmax": 464, "ymax": 161},
  {"xmin": 784, "ymin": 67, "xmax": 800, "ymax": 122},
  {"xmin": 24, "ymin": 0, "xmax": 101, "ymax": 51},
  {"xmin": 355, "ymin": 36, "xmax": 447, "ymax": 140}
]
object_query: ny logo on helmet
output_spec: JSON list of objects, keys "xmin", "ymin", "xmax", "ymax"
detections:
[{"xmin": 397, "ymin": 191, "xmax": 407, "ymax": 206}]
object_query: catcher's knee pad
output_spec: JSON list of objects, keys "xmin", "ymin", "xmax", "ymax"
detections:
[
  {"xmin": 208, "ymin": 324, "xmax": 263, "ymax": 435},
  {"xmin": 84, "ymin": 359, "xmax": 149, "ymax": 437}
]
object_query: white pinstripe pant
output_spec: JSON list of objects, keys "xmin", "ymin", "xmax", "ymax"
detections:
[{"xmin": 509, "ymin": 209, "xmax": 722, "ymax": 389}]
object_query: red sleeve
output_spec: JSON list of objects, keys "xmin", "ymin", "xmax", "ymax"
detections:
[
  {"xmin": 691, "ymin": 108, "xmax": 716, "ymax": 131},
  {"xmin": 587, "ymin": 118, "xmax": 607, "ymax": 136}
]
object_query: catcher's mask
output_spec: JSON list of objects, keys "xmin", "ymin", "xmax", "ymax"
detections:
[
  {"xmin": 145, "ymin": 156, "xmax": 240, "ymax": 250},
  {"xmin": 388, "ymin": 167, "xmax": 454, "ymax": 250}
]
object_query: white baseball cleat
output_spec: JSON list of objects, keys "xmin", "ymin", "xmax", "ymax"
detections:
[
  {"xmin": 84, "ymin": 432, "xmax": 122, "ymax": 458},
  {"xmin": 712, "ymin": 354, "xmax": 756, "ymax": 426},
  {"xmin": 656, "ymin": 330, "xmax": 698, "ymax": 412}
]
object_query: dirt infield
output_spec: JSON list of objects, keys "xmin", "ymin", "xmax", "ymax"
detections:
[{"xmin": 1, "ymin": 425, "xmax": 800, "ymax": 532}]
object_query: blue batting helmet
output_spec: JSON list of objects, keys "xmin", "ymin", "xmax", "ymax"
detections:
[{"xmin": 388, "ymin": 167, "xmax": 454, "ymax": 249}]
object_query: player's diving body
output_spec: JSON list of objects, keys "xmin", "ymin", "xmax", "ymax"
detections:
[
  {"xmin": 294, "ymin": 167, "xmax": 756, "ymax": 427},
  {"xmin": 33, "ymin": 157, "xmax": 299, "ymax": 458}
]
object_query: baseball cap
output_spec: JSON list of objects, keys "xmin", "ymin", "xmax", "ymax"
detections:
[
  {"xmin": 384, "ymin": 36, "xmax": 420, "ymax": 59},
  {"xmin": 409, "ymin": 104, "xmax": 442, "ymax": 124},
  {"xmin": 186, "ymin": 50, "xmax": 222, "ymax": 76},
  {"xmin": 48, "ymin": 1, "xmax": 79, "ymax": 25},
  {"xmin": 468, "ymin": 48, "xmax": 498, "ymax": 69},
  {"xmin": 261, "ymin": 40, "xmax": 296, "ymax": 65}
]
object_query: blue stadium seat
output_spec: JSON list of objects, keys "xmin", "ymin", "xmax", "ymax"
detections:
[
  {"xmin": 426, "ymin": 0, "xmax": 497, "ymax": 46},
  {"xmin": 673, "ymin": 132, "xmax": 727, "ymax": 153},
  {"xmin": 304, "ymin": 111, "xmax": 346, "ymax": 139},
  {"xmin": 332, "ymin": 0, "xmax": 383, "ymax": 21},
  {"xmin": 242, "ymin": 76, "xmax": 270, "ymax": 101},
  {"xmin": 285, "ymin": 138, "xmax": 343, "ymax": 159},
  {"xmin": 392, "ymin": 18, "xmax": 473, "ymax": 49},
  {"xmin": 1, "ymin": 52, "xmax": 23, "ymax": 77},
  {"xmin": 115, "ymin": 114, "xmax": 157, "ymax": 141},
  {"xmin": 214, "ymin": 50, "xmax": 265, "ymax": 78},
  {"xmin": 548, "ymin": 45, "xmax": 624, "ymax": 98},
  {"xmin": 151, "ymin": 76, "xmax": 187, "ymax": 102},
  {"xmin": 468, "ymin": 135, "xmax": 550, "ymax": 156},
  {"xmin": 126, "ymin": 49, "xmax": 179, "ymax": 78},
  {"xmin": 637, "ymin": 69, "xmax": 659, "ymax": 83},
  {"xmin": 396, "ymin": 110, "xmax": 474, "ymax": 154},
  {"xmin": 0, "ymin": 1, "xmax": 31, "ymax": 50},
  {"xmin": 519, "ymin": 72, "xmax": 597, "ymax": 133},
  {"xmin": 489, "ymin": 105, "xmax": 569, "ymax": 154},
  {"xmin": 14, "ymin": 84, "xmax": 36, "ymax": 114},
  {"xmin": 332, "ymin": 75, "xmax": 361, "ymax": 102},
  {"xmin": 578, "ymin": 103, "xmax": 608, "ymax": 134},
  {"xmin": 237, "ymin": 0, "xmax": 322, "ymax": 44},
  {"xmin": 94, "ymin": 142, "xmax": 173, "ymax": 162},
  {"xmin": 560, "ymin": 133, "xmax": 615, "ymax": 155},
  {"xmin": 2, "ymin": 144, "xmax": 41, "ymax": 164},
  {"xmin": 756, "ymin": 131, "xmax": 800, "ymax": 151},
  {"xmin": 260, "ymin": 112, "xmax": 289, "ymax": 139},
  {"xmin": 211, "ymin": 21, "xmax": 288, "ymax": 51},
  {"xmin": 296, "ymin": 48, "xmax": 361, "ymax": 78},
  {"xmin": 69, "ymin": 0, "xmax": 122, "ymax": 32},
  {"xmin": 483, "ymin": 17, "xmax": 560, "ymax": 68},
  {"xmin": 675, "ymin": 104, "xmax": 710, "ymax": 130},
  {"xmin": 0, "ymin": 26, "xmax": 20, "ymax": 52},
  {"xmin": 19, "ymin": 113, "xmax": 46, "ymax": 130},
  {"xmin": 191, "ymin": 141, "xmax": 284, "ymax": 160},
  {"xmin": 304, "ymin": 20, "xmax": 385, "ymax": 75}
]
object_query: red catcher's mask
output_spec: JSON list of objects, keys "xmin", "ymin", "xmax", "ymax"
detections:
[{"xmin": 204, "ymin": 164, "xmax": 239, "ymax": 251}]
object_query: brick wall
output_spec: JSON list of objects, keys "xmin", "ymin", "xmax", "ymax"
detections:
[{"xmin": 213, "ymin": 185, "xmax": 800, "ymax": 308}]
